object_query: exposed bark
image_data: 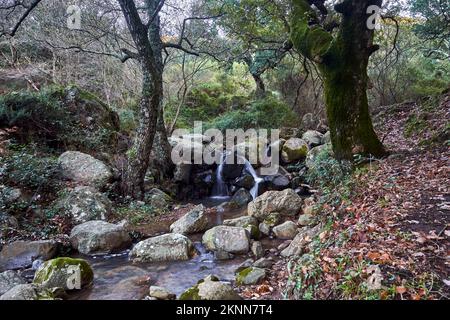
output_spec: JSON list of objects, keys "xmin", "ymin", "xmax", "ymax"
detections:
[
  {"xmin": 146, "ymin": 0, "xmax": 174, "ymax": 183},
  {"xmin": 291, "ymin": 0, "xmax": 386, "ymax": 160},
  {"xmin": 252, "ymin": 73, "xmax": 266, "ymax": 98},
  {"xmin": 118, "ymin": 0, "xmax": 161, "ymax": 199}
]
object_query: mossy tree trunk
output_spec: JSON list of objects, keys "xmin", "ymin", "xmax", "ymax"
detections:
[
  {"xmin": 118, "ymin": 0, "xmax": 162, "ymax": 199},
  {"xmin": 291, "ymin": 0, "xmax": 386, "ymax": 160},
  {"xmin": 147, "ymin": 0, "xmax": 175, "ymax": 183}
]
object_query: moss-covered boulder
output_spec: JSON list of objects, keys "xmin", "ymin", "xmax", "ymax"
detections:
[
  {"xmin": 0, "ymin": 86, "xmax": 120, "ymax": 155},
  {"xmin": 235, "ymin": 267, "xmax": 266, "ymax": 285},
  {"xmin": 179, "ymin": 275, "xmax": 241, "ymax": 300},
  {"xmin": 33, "ymin": 257, "xmax": 93, "ymax": 291},
  {"xmin": 281, "ymin": 138, "xmax": 309, "ymax": 163}
]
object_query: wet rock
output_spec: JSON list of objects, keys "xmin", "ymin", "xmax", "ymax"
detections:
[
  {"xmin": 70, "ymin": 220, "xmax": 131, "ymax": 255},
  {"xmin": 58, "ymin": 151, "xmax": 112, "ymax": 188},
  {"xmin": 179, "ymin": 276, "xmax": 241, "ymax": 300},
  {"xmin": 227, "ymin": 188, "xmax": 253, "ymax": 209},
  {"xmin": 234, "ymin": 175, "xmax": 255, "ymax": 189},
  {"xmin": 253, "ymin": 258, "xmax": 273, "ymax": 269},
  {"xmin": 0, "ymin": 240, "xmax": 58, "ymax": 271},
  {"xmin": 33, "ymin": 257, "xmax": 94, "ymax": 290},
  {"xmin": 273, "ymin": 221, "xmax": 299, "ymax": 240},
  {"xmin": 263, "ymin": 174, "xmax": 290, "ymax": 191},
  {"xmin": 251, "ymin": 241, "xmax": 264, "ymax": 259},
  {"xmin": 302, "ymin": 130, "xmax": 324, "ymax": 148},
  {"xmin": 170, "ymin": 204, "xmax": 209, "ymax": 235},
  {"xmin": 235, "ymin": 267, "xmax": 266, "ymax": 285},
  {"xmin": 129, "ymin": 234, "xmax": 195, "ymax": 263},
  {"xmin": 221, "ymin": 162, "xmax": 245, "ymax": 181},
  {"xmin": 281, "ymin": 225, "xmax": 322, "ymax": 257},
  {"xmin": 214, "ymin": 250, "xmax": 235, "ymax": 260},
  {"xmin": 202, "ymin": 226, "xmax": 250, "ymax": 255},
  {"xmin": 235, "ymin": 259, "xmax": 254, "ymax": 274},
  {"xmin": 54, "ymin": 186, "xmax": 113, "ymax": 224},
  {"xmin": 223, "ymin": 216, "xmax": 258, "ymax": 228},
  {"xmin": 0, "ymin": 284, "xmax": 54, "ymax": 300},
  {"xmin": 104, "ymin": 276, "xmax": 149, "ymax": 300},
  {"xmin": 248, "ymin": 189, "xmax": 303, "ymax": 221},
  {"xmin": 0, "ymin": 270, "xmax": 26, "ymax": 295},
  {"xmin": 281, "ymin": 138, "xmax": 309, "ymax": 163},
  {"xmin": 193, "ymin": 170, "xmax": 215, "ymax": 188},
  {"xmin": 149, "ymin": 286, "xmax": 176, "ymax": 300}
]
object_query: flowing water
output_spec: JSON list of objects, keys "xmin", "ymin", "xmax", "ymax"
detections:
[
  {"xmin": 211, "ymin": 152, "xmax": 264, "ymax": 200},
  {"xmin": 67, "ymin": 202, "xmax": 263, "ymax": 300},
  {"xmin": 67, "ymin": 158, "xmax": 274, "ymax": 300}
]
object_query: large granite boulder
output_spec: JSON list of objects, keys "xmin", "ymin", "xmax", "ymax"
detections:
[
  {"xmin": 58, "ymin": 151, "xmax": 112, "ymax": 188},
  {"xmin": 54, "ymin": 186, "xmax": 113, "ymax": 224},
  {"xmin": 281, "ymin": 138, "xmax": 309, "ymax": 163},
  {"xmin": 248, "ymin": 189, "xmax": 303, "ymax": 221},
  {"xmin": 129, "ymin": 234, "xmax": 195, "ymax": 263},
  {"xmin": 202, "ymin": 226, "xmax": 250, "ymax": 254},
  {"xmin": 33, "ymin": 257, "xmax": 94, "ymax": 290},
  {"xmin": 70, "ymin": 220, "xmax": 131, "ymax": 255},
  {"xmin": 179, "ymin": 275, "xmax": 241, "ymax": 300},
  {"xmin": 170, "ymin": 205, "xmax": 209, "ymax": 235},
  {"xmin": 0, "ymin": 270, "xmax": 27, "ymax": 295}
]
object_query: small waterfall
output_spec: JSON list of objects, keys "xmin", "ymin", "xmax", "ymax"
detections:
[
  {"xmin": 211, "ymin": 153, "xmax": 229, "ymax": 198},
  {"xmin": 243, "ymin": 158, "xmax": 264, "ymax": 200},
  {"xmin": 211, "ymin": 152, "xmax": 263, "ymax": 200}
]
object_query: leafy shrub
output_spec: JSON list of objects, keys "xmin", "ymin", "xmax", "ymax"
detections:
[
  {"xmin": 305, "ymin": 145, "xmax": 353, "ymax": 204},
  {"xmin": 0, "ymin": 144, "xmax": 62, "ymax": 194},
  {"xmin": 206, "ymin": 95, "xmax": 298, "ymax": 131},
  {"xmin": 0, "ymin": 85, "xmax": 120, "ymax": 154}
]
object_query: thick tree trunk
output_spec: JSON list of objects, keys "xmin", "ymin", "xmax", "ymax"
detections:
[
  {"xmin": 146, "ymin": 0, "xmax": 174, "ymax": 183},
  {"xmin": 151, "ymin": 106, "xmax": 175, "ymax": 183},
  {"xmin": 290, "ymin": 0, "xmax": 386, "ymax": 160},
  {"xmin": 118, "ymin": 0, "xmax": 161, "ymax": 198},
  {"xmin": 122, "ymin": 66, "xmax": 161, "ymax": 198}
]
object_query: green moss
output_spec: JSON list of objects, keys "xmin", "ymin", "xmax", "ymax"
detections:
[
  {"xmin": 179, "ymin": 285, "xmax": 201, "ymax": 300},
  {"xmin": 235, "ymin": 267, "xmax": 254, "ymax": 285},
  {"xmin": 33, "ymin": 257, "xmax": 94, "ymax": 288},
  {"xmin": 263, "ymin": 213, "xmax": 281, "ymax": 227},
  {"xmin": 244, "ymin": 224, "xmax": 261, "ymax": 240}
]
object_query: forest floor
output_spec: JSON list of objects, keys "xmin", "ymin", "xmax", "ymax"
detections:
[{"xmin": 242, "ymin": 94, "xmax": 449, "ymax": 300}]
